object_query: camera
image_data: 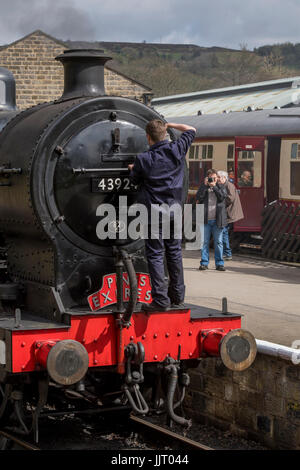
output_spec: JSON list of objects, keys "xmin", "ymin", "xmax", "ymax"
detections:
[{"xmin": 208, "ymin": 177, "xmax": 213, "ymax": 183}]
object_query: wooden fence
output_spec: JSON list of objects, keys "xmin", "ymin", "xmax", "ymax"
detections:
[{"xmin": 261, "ymin": 201, "xmax": 300, "ymax": 263}]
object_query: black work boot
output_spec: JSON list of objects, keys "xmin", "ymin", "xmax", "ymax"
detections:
[{"xmin": 141, "ymin": 302, "xmax": 169, "ymax": 312}]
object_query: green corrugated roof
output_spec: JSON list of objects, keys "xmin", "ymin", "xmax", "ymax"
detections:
[{"xmin": 152, "ymin": 77, "xmax": 300, "ymax": 117}]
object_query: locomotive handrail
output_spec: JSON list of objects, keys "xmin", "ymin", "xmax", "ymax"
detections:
[
  {"xmin": 0, "ymin": 167, "xmax": 22, "ymax": 175},
  {"xmin": 72, "ymin": 167, "xmax": 130, "ymax": 174}
]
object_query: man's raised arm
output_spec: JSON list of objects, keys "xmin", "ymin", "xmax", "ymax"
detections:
[{"xmin": 166, "ymin": 122, "xmax": 196, "ymax": 133}]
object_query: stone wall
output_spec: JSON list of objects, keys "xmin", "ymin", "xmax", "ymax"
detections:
[
  {"xmin": 0, "ymin": 30, "xmax": 150, "ymax": 110},
  {"xmin": 185, "ymin": 354, "xmax": 300, "ymax": 449}
]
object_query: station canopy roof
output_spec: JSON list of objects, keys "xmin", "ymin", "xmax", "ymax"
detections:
[{"xmin": 152, "ymin": 76, "xmax": 300, "ymax": 117}]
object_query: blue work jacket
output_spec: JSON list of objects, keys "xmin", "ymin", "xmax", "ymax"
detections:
[{"xmin": 130, "ymin": 130, "xmax": 195, "ymax": 210}]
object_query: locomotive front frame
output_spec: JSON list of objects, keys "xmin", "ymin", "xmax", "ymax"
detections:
[{"xmin": 0, "ymin": 50, "xmax": 257, "ymax": 443}]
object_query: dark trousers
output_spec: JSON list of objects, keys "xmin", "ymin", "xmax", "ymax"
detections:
[{"xmin": 145, "ymin": 224, "xmax": 185, "ymax": 307}]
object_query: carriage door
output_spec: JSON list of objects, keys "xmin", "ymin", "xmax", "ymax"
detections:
[{"xmin": 234, "ymin": 136, "xmax": 265, "ymax": 232}]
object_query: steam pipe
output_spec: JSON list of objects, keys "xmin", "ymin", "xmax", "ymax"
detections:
[
  {"xmin": 120, "ymin": 249, "xmax": 138, "ymax": 326},
  {"xmin": 165, "ymin": 365, "xmax": 192, "ymax": 427}
]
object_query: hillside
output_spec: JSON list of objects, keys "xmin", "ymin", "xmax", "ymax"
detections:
[{"xmin": 66, "ymin": 40, "xmax": 300, "ymax": 98}]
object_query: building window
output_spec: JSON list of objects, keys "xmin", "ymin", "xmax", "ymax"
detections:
[
  {"xmin": 0, "ymin": 80, "xmax": 5, "ymax": 105},
  {"xmin": 188, "ymin": 144, "xmax": 213, "ymax": 189},
  {"xmin": 290, "ymin": 143, "xmax": 300, "ymax": 195}
]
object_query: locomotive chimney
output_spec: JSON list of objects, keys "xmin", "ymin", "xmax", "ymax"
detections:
[{"xmin": 55, "ymin": 49, "xmax": 112, "ymax": 101}]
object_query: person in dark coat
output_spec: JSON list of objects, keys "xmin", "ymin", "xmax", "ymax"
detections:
[
  {"xmin": 217, "ymin": 171, "xmax": 244, "ymax": 260},
  {"xmin": 129, "ymin": 119, "xmax": 196, "ymax": 311},
  {"xmin": 196, "ymin": 169, "xmax": 227, "ymax": 271}
]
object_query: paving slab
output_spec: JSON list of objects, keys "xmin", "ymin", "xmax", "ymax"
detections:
[{"xmin": 183, "ymin": 251, "xmax": 300, "ymax": 347}]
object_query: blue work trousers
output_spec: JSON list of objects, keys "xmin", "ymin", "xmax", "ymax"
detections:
[
  {"xmin": 222, "ymin": 225, "xmax": 232, "ymax": 257},
  {"xmin": 145, "ymin": 225, "xmax": 185, "ymax": 308},
  {"xmin": 201, "ymin": 220, "xmax": 224, "ymax": 267}
]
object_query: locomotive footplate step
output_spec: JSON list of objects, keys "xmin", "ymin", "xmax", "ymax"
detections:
[
  {"xmin": 63, "ymin": 302, "xmax": 240, "ymax": 320},
  {"xmin": 0, "ymin": 310, "xmax": 69, "ymax": 331},
  {"xmin": 187, "ymin": 303, "xmax": 241, "ymax": 319}
]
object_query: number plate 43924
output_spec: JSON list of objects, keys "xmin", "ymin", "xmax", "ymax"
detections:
[{"xmin": 91, "ymin": 177, "xmax": 138, "ymax": 193}]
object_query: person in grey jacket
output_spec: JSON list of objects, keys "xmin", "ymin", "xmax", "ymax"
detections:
[
  {"xmin": 196, "ymin": 169, "xmax": 227, "ymax": 271},
  {"xmin": 217, "ymin": 170, "xmax": 244, "ymax": 259}
]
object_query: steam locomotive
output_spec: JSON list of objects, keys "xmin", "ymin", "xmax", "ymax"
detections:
[{"xmin": 0, "ymin": 50, "xmax": 256, "ymax": 444}]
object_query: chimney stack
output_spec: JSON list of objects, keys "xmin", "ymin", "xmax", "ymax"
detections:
[{"xmin": 55, "ymin": 49, "xmax": 112, "ymax": 101}]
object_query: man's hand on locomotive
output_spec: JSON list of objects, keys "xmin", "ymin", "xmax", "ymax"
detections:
[{"xmin": 128, "ymin": 122, "xmax": 196, "ymax": 174}]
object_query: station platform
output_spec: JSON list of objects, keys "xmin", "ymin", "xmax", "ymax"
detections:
[{"xmin": 183, "ymin": 250, "xmax": 300, "ymax": 347}]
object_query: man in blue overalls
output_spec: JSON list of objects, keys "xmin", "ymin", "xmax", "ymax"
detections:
[{"xmin": 129, "ymin": 119, "xmax": 196, "ymax": 312}]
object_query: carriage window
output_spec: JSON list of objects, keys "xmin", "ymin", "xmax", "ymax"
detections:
[
  {"xmin": 0, "ymin": 80, "xmax": 5, "ymax": 105},
  {"xmin": 237, "ymin": 150, "xmax": 262, "ymax": 187},
  {"xmin": 227, "ymin": 144, "xmax": 234, "ymax": 160},
  {"xmin": 188, "ymin": 144, "xmax": 213, "ymax": 189},
  {"xmin": 291, "ymin": 143, "xmax": 298, "ymax": 159},
  {"xmin": 189, "ymin": 145, "xmax": 199, "ymax": 160},
  {"xmin": 202, "ymin": 145, "xmax": 213, "ymax": 159},
  {"xmin": 227, "ymin": 144, "xmax": 234, "ymax": 175},
  {"xmin": 188, "ymin": 144, "xmax": 213, "ymax": 161},
  {"xmin": 291, "ymin": 163, "xmax": 300, "ymax": 195},
  {"xmin": 290, "ymin": 143, "xmax": 300, "ymax": 195}
]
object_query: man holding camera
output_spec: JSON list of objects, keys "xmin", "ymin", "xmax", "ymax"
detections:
[{"xmin": 196, "ymin": 169, "xmax": 227, "ymax": 271}]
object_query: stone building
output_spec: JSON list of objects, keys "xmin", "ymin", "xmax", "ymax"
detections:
[{"xmin": 0, "ymin": 30, "xmax": 152, "ymax": 110}]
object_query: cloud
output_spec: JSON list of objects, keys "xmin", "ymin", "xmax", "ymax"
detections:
[
  {"xmin": 0, "ymin": 0, "xmax": 300, "ymax": 49},
  {"xmin": 0, "ymin": 0, "xmax": 96, "ymax": 44}
]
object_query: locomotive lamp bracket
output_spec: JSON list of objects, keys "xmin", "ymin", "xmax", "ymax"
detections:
[
  {"xmin": 54, "ymin": 145, "xmax": 64, "ymax": 155},
  {"xmin": 111, "ymin": 127, "xmax": 122, "ymax": 153},
  {"xmin": 222, "ymin": 297, "xmax": 229, "ymax": 315}
]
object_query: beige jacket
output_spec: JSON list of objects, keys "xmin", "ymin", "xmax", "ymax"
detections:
[{"xmin": 225, "ymin": 181, "xmax": 244, "ymax": 224}]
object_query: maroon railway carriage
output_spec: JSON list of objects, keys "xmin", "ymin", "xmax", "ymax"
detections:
[{"xmin": 174, "ymin": 110, "xmax": 300, "ymax": 261}]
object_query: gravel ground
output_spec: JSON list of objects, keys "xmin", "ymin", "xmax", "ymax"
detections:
[
  {"xmin": 34, "ymin": 411, "xmax": 268, "ymax": 451},
  {"xmin": 38, "ymin": 414, "xmax": 154, "ymax": 450},
  {"xmin": 143, "ymin": 414, "xmax": 268, "ymax": 450}
]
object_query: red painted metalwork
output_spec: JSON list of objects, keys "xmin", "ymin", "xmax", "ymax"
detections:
[
  {"xmin": 201, "ymin": 329, "xmax": 226, "ymax": 356},
  {"xmin": 34, "ymin": 340, "xmax": 58, "ymax": 369},
  {"xmin": 11, "ymin": 309, "xmax": 241, "ymax": 373}
]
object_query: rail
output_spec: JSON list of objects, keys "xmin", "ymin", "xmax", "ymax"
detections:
[
  {"xmin": 0, "ymin": 430, "xmax": 40, "ymax": 450},
  {"xmin": 129, "ymin": 415, "xmax": 214, "ymax": 451}
]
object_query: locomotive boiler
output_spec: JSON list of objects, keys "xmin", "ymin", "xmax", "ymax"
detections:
[{"xmin": 0, "ymin": 50, "xmax": 256, "ymax": 443}]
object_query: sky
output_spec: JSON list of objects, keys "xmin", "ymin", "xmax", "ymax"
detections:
[{"xmin": 0, "ymin": 0, "xmax": 300, "ymax": 50}]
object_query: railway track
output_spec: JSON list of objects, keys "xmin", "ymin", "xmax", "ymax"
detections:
[
  {"xmin": 0, "ymin": 415, "xmax": 214, "ymax": 451},
  {"xmin": 0, "ymin": 430, "xmax": 40, "ymax": 451},
  {"xmin": 129, "ymin": 415, "xmax": 214, "ymax": 451}
]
